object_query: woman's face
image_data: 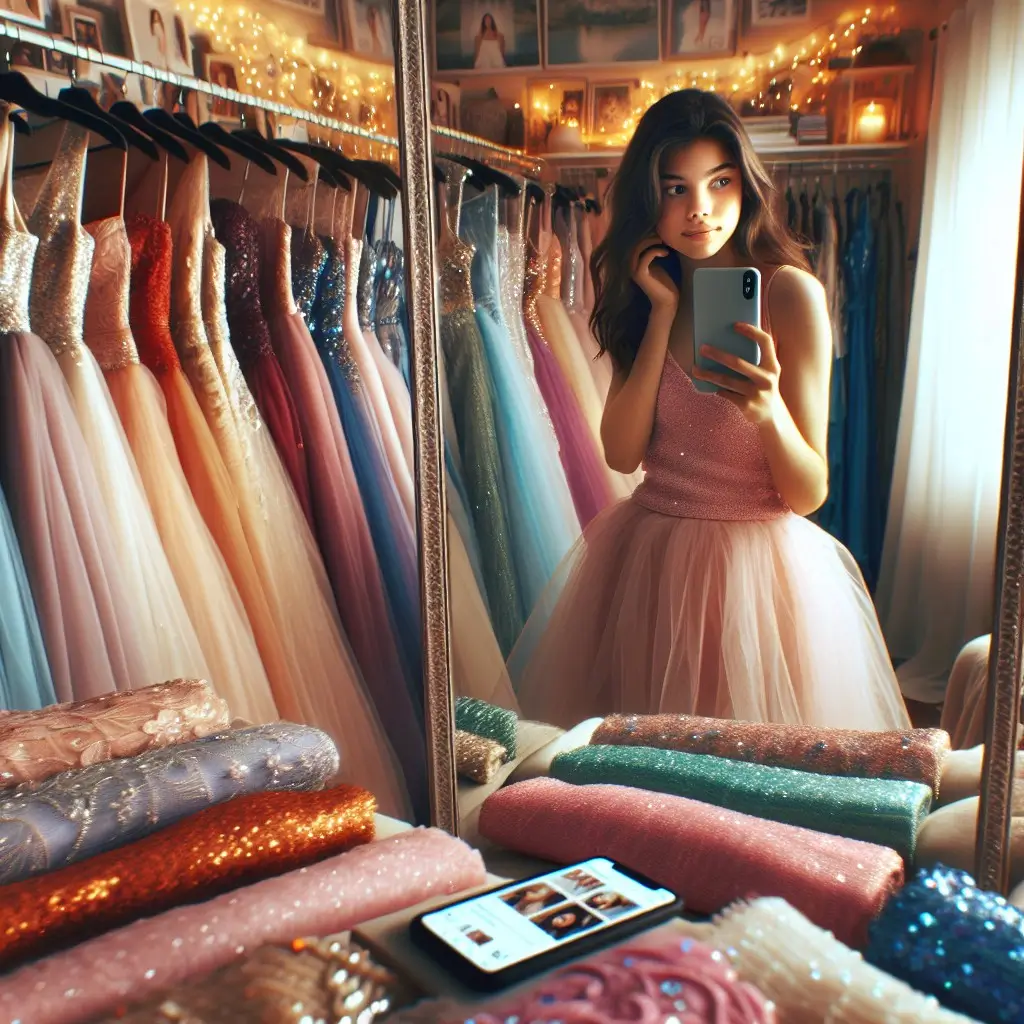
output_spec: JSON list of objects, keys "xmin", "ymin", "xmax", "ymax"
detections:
[
  {"xmin": 655, "ymin": 137, "xmax": 743, "ymax": 261},
  {"xmin": 552, "ymin": 912, "xmax": 576, "ymax": 929}
]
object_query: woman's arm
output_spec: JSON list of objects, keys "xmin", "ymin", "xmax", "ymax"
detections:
[
  {"xmin": 692, "ymin": 266, "xmax": 831, "ymax": 515},
  {"xmin": 474, "ymin": 34, "xmax": 482, "ymax": 61}
]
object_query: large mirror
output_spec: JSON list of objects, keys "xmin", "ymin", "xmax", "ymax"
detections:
[{"xmin": 418, "ymin": 0, "xmax": 1024, "ymax": 883}]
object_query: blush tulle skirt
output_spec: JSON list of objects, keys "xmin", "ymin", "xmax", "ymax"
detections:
[{"xmin": 510, "ymin": 499, "xmax": 911, "ymax": 732}]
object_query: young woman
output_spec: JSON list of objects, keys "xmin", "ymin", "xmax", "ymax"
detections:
[
  {"xmin": 512, "ymin": 89, "xmax": 909, "ymax": 732},
  {"xmin": 473, "ymin": 14, "xmax": 506, "ymax": 69}
]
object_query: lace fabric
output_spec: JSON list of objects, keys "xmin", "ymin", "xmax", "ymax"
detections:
[
  {"xmin": 83, "ymin": 217, "xmax": 140, "ymax": 372},
  {"xmin": 0, "ymin": 679, "xmax": 229, "ymax": 788}
]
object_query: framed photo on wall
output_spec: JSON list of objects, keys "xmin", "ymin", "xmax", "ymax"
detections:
[
  {"xmin": 0, "ymin": 0, "xmax": 45, "ymax": 29},
  {"xmin": 204, "ymin": 53, "xmax": 240, "ymax": 120},
  {"xmin": 527, "ymin": 78, "xmax": 584, "ymax": 148},
  {"xmin": 669, "ymin": 0, "xmax": 737, "ymax": 58},
  {"xmin": 431, "ymin": 82, "xmax": 461, "ymax": 129},
  {"xmin": 64, "ymin": 0, "xmax": 135, "ymax": 61},
  {"xmin": 750, "ymin": 0, "xmax": 810, "ymax": 27},
  {"xmin": 61, "ymin": 5, "xmax": 103, "ymax": 81},
  {"xmin": 124, "ymin": 0, "xmax": 193, "ymax": 77},
  {"xmin": 433, "ymin": 0, "xmax": 541, "ymax": 73},
  {"xmin": 589, "ymin": 80, "xmax": 635, "ymax": 137},
  {"xmin": 546, "ymin": 0, "xmax": 659, "ymax": 67},
  {"xmin": 341, "ymin": 0, "xmax": 394, "ymax": 62}
]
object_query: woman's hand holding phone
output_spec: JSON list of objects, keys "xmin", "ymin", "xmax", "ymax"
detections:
[
  {"xmin": 631, "ymin": 236, "xmax": 678, "ymax": 314},
  {"xmin": 692, "ymin": 322, "xmax": 783, "ymax": 426}
]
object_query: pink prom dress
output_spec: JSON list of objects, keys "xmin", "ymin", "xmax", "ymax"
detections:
[{"xmin": 513, "ymin": 268, "xmax": 911, "ymax": 732}]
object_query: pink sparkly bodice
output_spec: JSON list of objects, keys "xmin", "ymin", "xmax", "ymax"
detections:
[{"xmin": 633, "ymin": 273, "xmax": 789, "ymax": 522}]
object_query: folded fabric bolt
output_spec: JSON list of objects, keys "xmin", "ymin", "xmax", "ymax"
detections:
[
  {"xmin": 454, "ymin": 697, "xmax": 517, "ymax": 759},
  {"xmin": 479, "ymin": 777, "xmax": 904, "ymax": 946},
  {"xmin": 0, "ymin": 785, "xmax": 377, "ymax": 969},
  {"xmin": 552, "ymin": 743, "xmax": 932, "ymax": 859},
  {"xmin": 455, "ymin": 729, "xmax": 506, "ymax": 784},
  {"xmin": 592, "ymin": 714, "xmax": 950, "ymax": 795},
  {"xmin": 0, "ymin": 827, "xmax": 487, "ymax": 1024},
  {"xmin": 0, "ymin": 722, "xmax": 339, "ymax": 885}
]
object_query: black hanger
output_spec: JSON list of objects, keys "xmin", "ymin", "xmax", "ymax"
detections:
[
  {"xmin": 352, "ymin": 159, "xmax": 400, "ymax": 198},
  {"xmin": 0, "ymin": 71, "xmax": 126, "ymax": 151},
  {"xmin": 192, "ymin": 120, "xmax": 277, "ymax": 176},
  {"xmin": 59, "ymin": 87, "xmax": 158, "ymax": 161},
  {"xmin": 108, "ymin": 101, "xmax": 188, "ymax": 162},
  {"xmin": 584, "ymin": 197, "xmax": 602, "ymax": 215},
  {"xmin": 9, "ymin": 111, "xmax": 29, "ymax": 135},
  {"xmin": 446, "ymin": 153, "xmax": 520, "ymax": 198},
  {"xmin": 525, "ymin": 181, "xmax": 545, "ymax": 206},
  {"xmin": 275, "ymin": 139, "xmax": 369, "ymax": 193},
  {"xmin": 142, "ymin": 108, "xmax": 230, "ymax": 169},
  {"xmin": 233, "ymin": 128, "xmax": 311, "ymax": 181}
]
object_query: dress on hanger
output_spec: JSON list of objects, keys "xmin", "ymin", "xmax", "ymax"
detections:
[
  {"xmin": 83, "ymin": 213, "xmax": 276, "ymax": 725},
  {"xmin": 259, "ymin": 213, "xmax": 424, "ymax": 820},
  {"xmin": 209, "ymin": 199, "xmax": 313, "ymax": 527},
  {"xmin": 521, "ymin": 238, "xmax": 616, "ymax": 529},
  {"xmin": 374, "ymin": 238, "xmax": 410, "ymax": 385},
  {"xmin": 511, "ymin": 269, "xmax": 910, "ymax": 732},
  {"xmin": 460, "ymin": 189, "xmax": 579, "ymax": 619},
  {"xmin": 26, "ymin": 122, "xmax": 205, "ymax": 693},
  {"xmin": 496, "ymin": 221, "xmax": 536, "ymax": 376}
]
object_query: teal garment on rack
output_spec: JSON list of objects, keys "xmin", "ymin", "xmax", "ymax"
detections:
[{"xmin": 551, "ymin": 744, "xmax": 931, "ymax": 860}]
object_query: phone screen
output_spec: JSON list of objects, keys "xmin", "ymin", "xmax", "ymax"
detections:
[{"xmin": 418, "ymin": 858, "xmax": 677, "ymax": 974}]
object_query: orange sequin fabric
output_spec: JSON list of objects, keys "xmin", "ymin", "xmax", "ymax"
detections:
[{"xmin": 0, "ymin": 785, "xmax": 375, "ymax": 969}]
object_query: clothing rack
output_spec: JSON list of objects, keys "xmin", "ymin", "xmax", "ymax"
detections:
[{"xmin": 0, "ymin": 16, "xmax": 534, "ymax": 170}]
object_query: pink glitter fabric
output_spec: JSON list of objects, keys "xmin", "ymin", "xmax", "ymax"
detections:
[
  {"xmin": 393, "ymin": 928, "xmax": 775, "ymax": 1023},
  {"xmin": 479, "ymin": 778, "xmax": 903, "ymax": 947},
  {"xmin": 592, "ymin": 714, "xmax": 951, "ymax": 795},
  {"xmin": 0, "ymin": 828, "xmax": 486, "ymax": 1024},
  {"xmin": 0, "ymin": 680, "xmax": 229, "ymax": 788}
]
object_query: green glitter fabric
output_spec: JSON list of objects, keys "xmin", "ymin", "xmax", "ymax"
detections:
[
  {"xmin": 454, "ymin": 698, "xmax": 518, "ymax": 759},
  {"xmin": 551, "ymin": 744, "xmax": 932, "ymax": 860}
]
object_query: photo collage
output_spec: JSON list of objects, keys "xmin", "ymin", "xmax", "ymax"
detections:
[{"xmin": 461, "ymin": 867, "xmax": 642, "ymax": 950}]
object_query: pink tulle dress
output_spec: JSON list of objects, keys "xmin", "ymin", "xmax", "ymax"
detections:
[{"xmin": 513, "ymin": 267, "xmax": 910, "ymax": 732}]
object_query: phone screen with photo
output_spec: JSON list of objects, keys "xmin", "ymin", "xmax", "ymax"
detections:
[{"xmin": 418, "ymin": 858, "xmax": 677, "ymax": 973}]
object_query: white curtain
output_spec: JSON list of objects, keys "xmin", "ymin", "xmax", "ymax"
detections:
[{"xmin": 875, "ymin": 0, "xmax": 1024, "ymax": 704}]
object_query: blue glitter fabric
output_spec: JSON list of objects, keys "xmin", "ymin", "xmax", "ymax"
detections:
[
  {"xmin": 551, "ymin": 743, "xmax": 932, "ymax": 859},
  {"xmin": 866, "ymin": 864, "xmax": 1024, "ymax": 1023}
]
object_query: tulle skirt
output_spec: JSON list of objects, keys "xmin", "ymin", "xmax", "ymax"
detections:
[
  {"xmin": 0, "ymin": 332, "xmax": 143, "ymax": 702},
  {"xmin": 512, "ymin": 499, "xmax": 911, "ymax": 732}
]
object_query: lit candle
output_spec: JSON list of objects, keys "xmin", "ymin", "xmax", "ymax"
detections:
[{"xmin": 856, "ymin": 100, "xmax": 887, "ymax": 143}]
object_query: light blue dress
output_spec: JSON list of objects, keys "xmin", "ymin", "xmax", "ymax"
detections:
[
  {"xmin": 0, "ymin": 479, "xmax": 55, "ymax": 711},
  {"xmin": 459, "ymin": 188, "xmax": 580, "ymax": 623}
]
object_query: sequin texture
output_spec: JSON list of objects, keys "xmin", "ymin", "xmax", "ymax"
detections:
[
  {"xmin": 455, "ymin": 729, "xmax": 506, "ymax": 784},
  {"xmin": 593, "ymin": 714, "xmax": 951, "ymax": 795},
  {"xmin": 291, "ymin": 229, "xmax": 328, "ymax": 325},
  {"xmin": 552, "ymin": 744, "xmax": 932, "ymax": 859},
  {"xmin": 313, "ymin": 236, "xmax": 360, "ymax": 383},
  {"xmin": 126, "ymin": 214, "xmax": 180, "ymax": 377},
  {"xmin": 0, "ymin": 785, "xmax": 376, "ymax": 969},
  {"xmin": 0, "ymin": 190, "xmax": 37, "ymax": 334},
  {"xmin": 455, "ymin": 697, "xmax": 518, "ymax": 758}
]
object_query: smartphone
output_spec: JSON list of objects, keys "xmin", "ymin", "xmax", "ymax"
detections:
[
  {"xmin": 409, "ymin": 857, "xmax": 681, "ymax": 992},
  {"xmin": 692, "ymin": 267, "xmax": 762, "ymax": 395}
]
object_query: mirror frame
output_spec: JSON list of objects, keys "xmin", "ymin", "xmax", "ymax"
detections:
[{"xmin": 978, "ymin": 165, "xmax": 1024, "ymax": 893}]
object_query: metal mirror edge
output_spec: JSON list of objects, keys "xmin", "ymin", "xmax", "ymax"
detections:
[
  {"xmin": 390, "ymin": 0, "xmax": 458, "ymax": 833},
  {"xmin": 978, "ymin": 165, "xmax": 1024, "ymax": 893}
]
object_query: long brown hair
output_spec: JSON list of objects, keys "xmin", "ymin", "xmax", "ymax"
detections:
[{"xmin": 590, "ymin": 89, "xmax": 809, "ymax": 372}]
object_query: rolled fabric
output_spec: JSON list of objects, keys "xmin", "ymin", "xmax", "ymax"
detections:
[
  {"xmin": 455, "ymin": 697, "xmax": 517, "ymax": 758},
  {"xmin": 0, "ymin": 679, "xmax": 230, "ymax": 788},
  {"xmin": 100, "ymin": 933, "xmax": 412, "ymax": 1023},
  {"xmin": 391, "ymin": 928, "xmax": 775, "ymax": 1023},
  {"xmin": 593, "ymin": 714, "xmax": 951, "ymax": 795},
  {"xmin": 0, "ymin": 827, "xmax": 486, "ymax": 1024},
  {"xmin": 866, "ymin": 864, "xmax": 1024, "ymax": 1023},
  {"xmin": 693, "ymin": 897, "xmax": 974, "ymax": 1023},
  {"xmin": 455, "ymin": 729, "xmax": 506, "ymax": 784},
  {"xmin": 552, "ymin": 744, "xmax": 932, "ymax": 859},
  {"xmin": 0, "ymin": 722, "xmax": 338, "ymax": 885},
  {"xmin": 0, "ymin": 785, "xmax": 376, "ymax": 969},
  {"xmin": 479, "ymin": 777, "xmax": 903, "ymax": 946}
]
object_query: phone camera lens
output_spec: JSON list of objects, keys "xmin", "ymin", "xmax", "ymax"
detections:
[{"xmin": 742, "ymin": 272, "xmax": 754, "ymax": 300}]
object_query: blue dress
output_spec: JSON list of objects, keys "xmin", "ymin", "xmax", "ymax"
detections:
[
  {"xmin": 0, "ymin": 478, "xmax": 55, "ymax": 710},
  {"xmin": 459, "ymin": 188, "xmax": 579, "ymax": 621}
]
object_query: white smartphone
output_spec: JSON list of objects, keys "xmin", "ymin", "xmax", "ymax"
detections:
[
  {"xmin": 410, "ymin": 857, "xmax": 681, "ymax": 991},
  {"xmin": 692, "ymin": 267, "xmax": 762, "ymax": 395}
]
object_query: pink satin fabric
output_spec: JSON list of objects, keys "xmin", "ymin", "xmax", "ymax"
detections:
[
  {"xmin": 0, "ymin": 827, "xmax": 486, "ymax": 1024},
  {"xmin": 479, "ymin": 778, "xmax": 903, "ymax": 946}
]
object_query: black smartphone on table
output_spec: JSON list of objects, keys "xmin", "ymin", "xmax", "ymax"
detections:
[{"xmin": 409, "ymin": 857, "xmax": 682, "ymax": 992}]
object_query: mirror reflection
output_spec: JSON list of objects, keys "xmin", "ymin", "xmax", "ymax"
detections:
[{"xmin": 429, "ymin": 0, "xmax": 1024, "ymax": 874}]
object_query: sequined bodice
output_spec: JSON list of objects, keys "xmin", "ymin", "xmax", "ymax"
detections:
[
  {"xmin": 374, "ymin": 240, "xmax": 403, "ymax": 326},
  {"xmin": 209, "ymin": 199, "xmax": 274, "ymax": 369},
  {"xmin": 313, "ymin": 236, "xmax": 358, "ymax": 382},
  {"xmin": 260, "ymin": 218, "xmax": 297, "ymax": 320},
  {"xmin": 0, "ymin": 219, "xmax": 37, "ymax": 334},
  {"xmin": 633, "ymin": 280, "xmax": 789, "ymax": 522},
  {"xmin": 438, "ymin": 230, "xmax": 476, "ymax": 316},
  {"xmin": 83, "ymin": 217, "xmax": 140, "ymax": 371},
  {"xmin": 357, "ymin": 241, "xmax": 378, "ymax": 330},
  {"xmin": 27, "ymin": 123, "xmax": 93, "ymax": 359},
  {"xmin": 564, "ymin": 215, "xmax": 584, "ymax": 314},
  {"xmin": 290, "ymin": 229, "xmax": 327, "ymax": 325},
  {"xmin": 459, "ymin": 191, "xmax": 504, "ymax": 322},
  {"xmin": 522, "ymin": 243, "xmax": 545, "ymax": 335},
  {"xmin": 345, "ymin": 235, "xmax": 364, "ymax": 324},
  {"xmin": 127, "ymin": 214, "xmax": 181, "ymax": 377},
  {"xmin": 167, "ymin": 156, "xmax": 206, "ymax": 332},
  {"xmin": 543, "ymin": 236, "xmax": 564, "ymax": 301}
]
